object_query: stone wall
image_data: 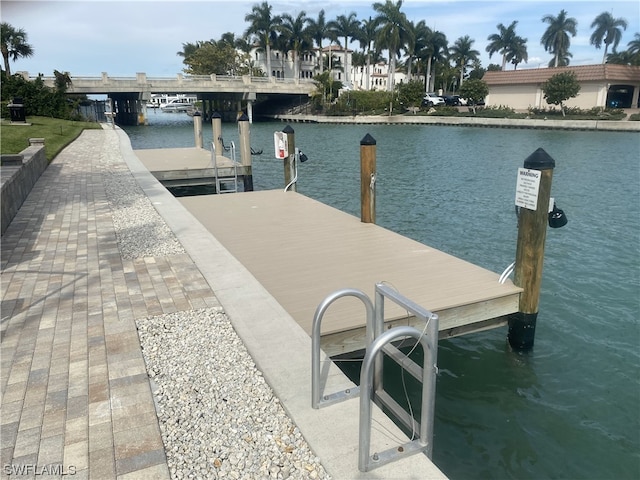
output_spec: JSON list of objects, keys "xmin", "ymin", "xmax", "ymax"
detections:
[{"xmin": 1, "ymin": 139, "xmax": 47, "ymax": 235}]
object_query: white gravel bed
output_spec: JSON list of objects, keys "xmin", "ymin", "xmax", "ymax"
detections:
[
  {"xmin": 137, "ymin": 308, "xmax": 329, "ymax": 480},
  {"xmin": 101, "ymin": 129, "xmax": 185, "ymax": 260}
]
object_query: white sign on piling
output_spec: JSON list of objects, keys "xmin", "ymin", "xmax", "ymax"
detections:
[{"xmin": 515, "ymin": 168, "xmax": 541, "ymax": 210}]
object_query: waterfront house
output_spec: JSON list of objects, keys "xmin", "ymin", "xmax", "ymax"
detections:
[{"xmin": 484, "ymin": 64, "xmax": 640, "ymax": 110}]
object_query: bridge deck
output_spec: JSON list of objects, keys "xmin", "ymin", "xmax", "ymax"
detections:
[{"xmin": 178, "ymin": 190, "xmax": 522, "ymax": 357}]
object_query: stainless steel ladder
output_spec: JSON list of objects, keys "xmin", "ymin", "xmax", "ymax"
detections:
[
  {"xmin": 311, "ymin": 283, "xmax": 439, "ymax": 472},
  {"xmin": 212, "ymin": 141, "xmax": 239, "ymax": 194}
]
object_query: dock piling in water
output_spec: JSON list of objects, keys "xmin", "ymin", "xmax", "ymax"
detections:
[
  {"xmin": 238, "ymin": 114, "xmax": 253, "ymax": 191},
  {"xmin": 193, "ymin": 111, "xmax": 203, "ymax": 149},
  {"xmin": 509, "ymin": 147, "xmax": 556, "ymax": 351},
  {"xmin": 360, "ymin": 134, "xmax": 377, "ymax": 223},
  {"xmin": 211, "ymin": 111, "xmax": 222, "ymax": 154},
  {"xmin": 282, "ymin": 125, "xmax": 296, "ymax": 192}
]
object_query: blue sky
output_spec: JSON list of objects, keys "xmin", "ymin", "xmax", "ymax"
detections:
[{"xmin": 3, "ymin": 0, "xmax": 639, "ymax": 77}]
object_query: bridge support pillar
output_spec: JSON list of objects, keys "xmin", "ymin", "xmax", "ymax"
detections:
[{"xmin": 109, "ymin": 93, "xmax": 147, "ymax": 126}]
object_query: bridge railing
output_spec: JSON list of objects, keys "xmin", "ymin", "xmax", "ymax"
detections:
[
  {"xmin": 23, "ymin": 72, "xmax": 315, "ymax": 85},
  {"xmin": 20, "ymin": 71, "xmax": 316, "ymax": 95}
]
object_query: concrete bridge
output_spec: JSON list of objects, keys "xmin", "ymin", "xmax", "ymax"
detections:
[{"xmin": 19, "ymin": 71, "xmax": 317, "ymax": 125}]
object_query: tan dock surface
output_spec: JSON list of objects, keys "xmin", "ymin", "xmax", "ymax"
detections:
[
  {"xmin": 134, "ymin": 147, "xmax": 214, "ymax": 170},
  {"xmin": 179, "ymin": 190, "xmax": 522, "ymax": 356}
]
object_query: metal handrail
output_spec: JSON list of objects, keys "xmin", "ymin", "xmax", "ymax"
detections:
[
  {"xmin": 357, "ymin": 283, "xmax": 439, "ymax": 472},
  {"xmin": 212, "ymin": 141, "xmax": 238, "ymax": 194},
  {"xmin": 358, "ymin": 325, "xmax": 438, "ymax": 472},
  {"xmin": 311, "ymin": 288, "xmax": 374, "ymax": 409}
]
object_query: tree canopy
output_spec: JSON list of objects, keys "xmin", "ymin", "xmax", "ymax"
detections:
[
  {"xmin": 541, "ymin": 10, "xmax": 578, "ymax": 67},
  {"xmin": 541, "ymin": 71, "xmax": 581, "ymax": 116},
  {"xmin": 458, "ymin": 78, "xmax": 488, "ymax": 114},
  {"xmin": 1, "ymin": 22, "xmax": 34, "ymax": 75}
]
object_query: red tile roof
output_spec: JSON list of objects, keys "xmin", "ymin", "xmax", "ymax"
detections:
[{"xmin": 484, "ymin": 64, "xmax": 640, "ymax": 85}]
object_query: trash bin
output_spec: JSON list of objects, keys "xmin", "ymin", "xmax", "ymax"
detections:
[{"xmin": 8, "ymin": 97, "xmax": 26, "ymax": 122}]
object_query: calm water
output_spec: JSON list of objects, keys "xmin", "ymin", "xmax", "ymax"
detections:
[{"xmin": 124, "ymin": 111, "xmax": 640, "ymax": 479}]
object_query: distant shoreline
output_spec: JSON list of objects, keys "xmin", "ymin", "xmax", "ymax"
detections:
[{"xmin": 264, "ymin": 113, "xmax": 640, "ymax": 132}]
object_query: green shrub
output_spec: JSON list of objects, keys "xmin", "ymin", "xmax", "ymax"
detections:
[{"xmin": 1, "ymin": 70, "xmax": 79, "ymax": 120}]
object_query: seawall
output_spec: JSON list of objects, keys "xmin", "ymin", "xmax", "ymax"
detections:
[
  {"xmin": 1, "ymin": 139, "xmax": 47, "ymax": 235},
  {"xmin": 267, "ymin": 113, "xmax": 640, "ymax": 132}
]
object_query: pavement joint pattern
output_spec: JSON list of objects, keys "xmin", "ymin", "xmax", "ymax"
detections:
[{"xmin": 1, "ymin": 129, "xmax": 219, "ymax": 478}]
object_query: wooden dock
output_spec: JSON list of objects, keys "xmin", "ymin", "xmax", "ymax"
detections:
[
  {"xmin": 178, "ymin": 190, "xmax": 522, "ymax": 357},
  {"xmin": 135, "ymin": 147, "xmax": 250, "ymax": 188}
]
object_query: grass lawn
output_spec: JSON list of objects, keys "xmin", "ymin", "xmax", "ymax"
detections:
[{"xmin": 1, "ymin": 116, "xmax": 101, "ymax": 162}]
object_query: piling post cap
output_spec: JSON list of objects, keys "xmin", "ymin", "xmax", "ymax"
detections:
[
  {"xmin": 237, "ymin": 113, "xmax": 249, "ymax": 122},
  {"xmin": 193, "ymin": 111, "xmax": 201, "ymax": 116},
  {"xmin": 211, "ymin": 111, "xmax": 222, "ymax": 119},
  {"xmin": 524, "ymin": 147, "xmax": 555, "ymax": 170},
  {"xmin": 282, "ymin": 125, "xmax": 294, "ymax": 134},
  {"xmin": 360, "ymin": 133, "xmax": 376, "ymax": 146}
]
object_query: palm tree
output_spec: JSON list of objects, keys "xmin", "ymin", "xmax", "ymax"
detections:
[
  {"xmin": 629, "ymin": 33, "xmax": 640, "ymax": 57},
  {"xmin": 327, "ymin": 12, "xmax": 360, "ymax": 88},
  {"xmin": 244, "ymin": 2, "xmax": 280, "ymax": 79},
  {"xmin": 177, "ymin": 41, "xmax": 203, "ymax": 64},
  {"xmin": 449, "ymin": 35, "xmax": 480, "ymax": 87},
  {"xmin": 606, "ymin": 50, "xmax": 636, "ymax": 65},
  {"xmin": 548, "ymin": 51, "xmax": 572, "ymax": 67},
  {"xmin": 272, "ymin": 32, "xmax": 289, "ymax": 78},
  {"xmin": 307, "ymin": 10, "xmax": 329, "ymax": 74},
  {"xmin": 486, "ymin": 21, "xmax": 520, "ymax": 71},
  {"xmin": 279, "ymin": 11, "xmax": 312, "ymax": 81},
  {"xmin": 1, "ymin": 22, "xmax": 34, "ymax": 75},
  {"xmin": 355, "ymin": 16, "xmax": 380, "ymax": 90},
  {"xmin": 507, "ymin": 36, "xmax": 529, "ymax": 70},
  {"xmin": 404, "ymin": 20, "xmax": 429, "ymax": 81},
  {"xmin": 373, "ymin": 0, "xmax": 411, "ymax": 91},
  {"xmin": 423, "ymin": 30, "xmax": 447, "ymax": 92},
  {"xmin": 590, "ymin": 12, "xmax": 628, "ymax": 63},
  {"xmin": 541, "ymin": 9, "xmax": 577, "ymax": 68}
]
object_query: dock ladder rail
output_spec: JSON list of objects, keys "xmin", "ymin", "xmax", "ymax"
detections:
[
  {"xmin": 211, "ymin": 141, "xmax": 239, "ymax": 194},
  {"xmin": 311, "ymin": 283, "xmax": 439, "ymax": 472},
  {"xmin": 359, "ymin": 283, "xmax": 439, "ymax": 471},
  {"xmin": 311, "ymin": 288, "xmax": 374, "ymax": 409}
]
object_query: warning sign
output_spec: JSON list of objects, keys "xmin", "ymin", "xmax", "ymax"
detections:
[{"xmin": 515, "ymin": 168, "xmax": 541, "ymax": 210}]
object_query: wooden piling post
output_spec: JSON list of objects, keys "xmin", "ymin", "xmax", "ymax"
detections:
[
  {"xmin": 360, "ymin": 134, "xmax": 377, "ymax": 223},
  {"xmin": 237, "ymin": 113, "xmax": 253, "ymax": 191},
  {"xmin": 282, "ymin": 125, "xmax": 296, "ymax": 192},
  {"xmin": 509, "ymin": 147, "xmax": 555, "ymax": 351},
  {"xmin": 193, "ymin": 111, "xmax": 203, "ymax": 149},
  {"xmin": 211, "ymin": 111, "xmax": 223, "ymax": 155}
]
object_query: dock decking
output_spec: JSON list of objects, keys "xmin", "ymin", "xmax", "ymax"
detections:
[{"xmin": 178, "ymin": 190, "xmax": 522, "ymax": 357}]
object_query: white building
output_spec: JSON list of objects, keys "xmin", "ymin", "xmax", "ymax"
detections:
[{"xmin": 249, "ymin": 44, "xmax": 413, "ymax": 91}]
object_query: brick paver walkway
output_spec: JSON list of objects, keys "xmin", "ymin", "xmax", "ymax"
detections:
[{"xmin": 1, "ymin": 129, "xmax": 219, "ymax": 478}]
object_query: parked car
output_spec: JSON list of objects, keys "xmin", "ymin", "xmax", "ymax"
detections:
[
  {"xmin": 466, "ymin": 98, "xmax": 485, "ymax": 107},
  {"xmin": 443, "ymin": 95, "xmax": 470, "ymax": 106},
  {"xmin": 422, "ymin": 93, "xmax": 445, "ymax": 107},
  {"xmin": 442, "ymin": 95, "xmax": 457, "ymax": 106}
]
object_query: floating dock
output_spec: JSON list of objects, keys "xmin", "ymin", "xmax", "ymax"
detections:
[
  {"xmin": 178, "ymin": 190, "xmax": 522, "ymax": 357},
  {"xmin": 135, "ymin": 147, "xmax": 250, "ymax": 188}
]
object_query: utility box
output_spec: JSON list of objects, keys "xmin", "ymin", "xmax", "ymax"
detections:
[{"xmin": 8, "ymin": 97, "xmax": 26, "ymax": 123}]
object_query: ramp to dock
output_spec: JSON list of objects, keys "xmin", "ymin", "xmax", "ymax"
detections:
[{"xmin": 179, "ymin": 190, "xmax": 521, "ymax": 356}]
